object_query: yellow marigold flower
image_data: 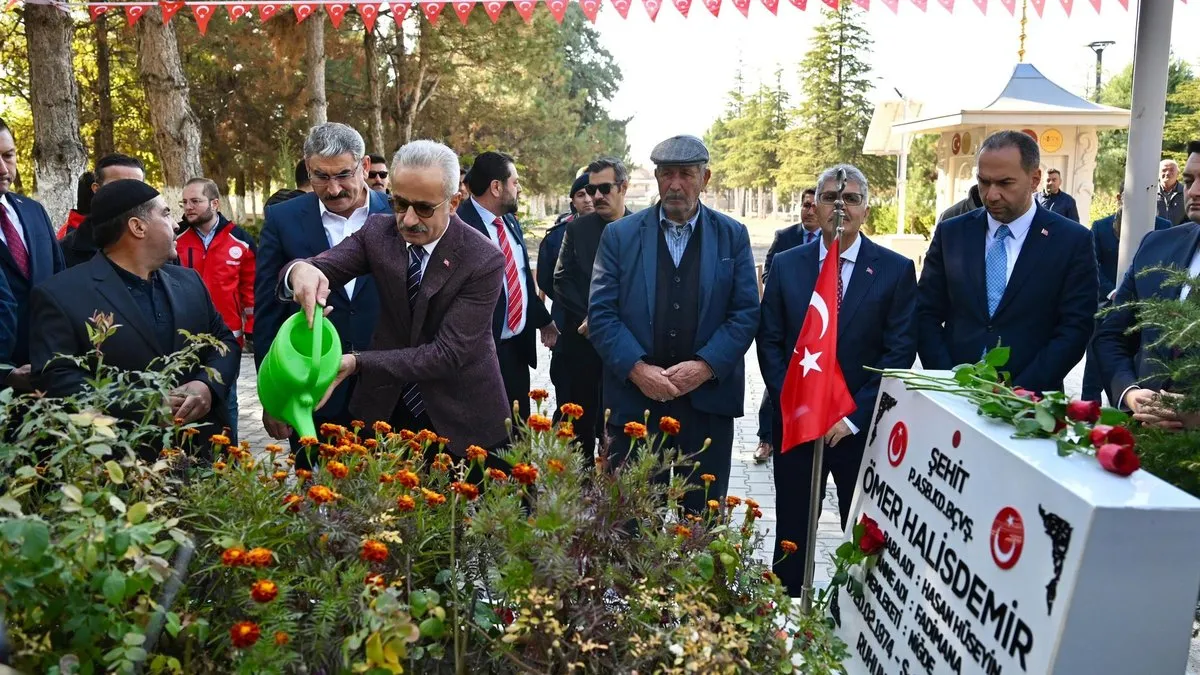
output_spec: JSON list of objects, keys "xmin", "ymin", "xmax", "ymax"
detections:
[
  {"xmin": 487, "ymin": 468, "xmax": 508, "ymax": 482},
  {"xmin": 529, "ymin": 388, "xmax": 550, "ymax": 402},
  {"xmin": 272, "ymin": 470, "xmax": 288, "ymax": 482},
  {"xmin": 466, "ymin": 445, "xmax": 488, "ymax": 462},
  {"xmin": 373, "ymin": 421, "xmax": 392, "ymax": 434},
  {"xmin": 659, "ymin": 416, "xmax": 681, "ymax": 436},
  {"xmin": 250, "ymin": 579, "xmax": 278, "ymax": 603},
  {"xmin": 623, "ymin": 422, "xmax": 647, "ymax": 439},
  {"xmin": 307, "ymin": 485, "xmax": 336, "ymax": 504},
  {"xmin": 396, "ymin": 494, "xmax": 416, "ymax": 511},
  {"xmin": 707, "ymin": 499, "xmax": 720, "ymax": 511},
  {"xmin": 547, "ymin": 459, "xmax": 566, "ymax": 474},
  {"xmin": 244, "ymin": 547, "xmax": 273, "ymax": 567},
  {"xmin": 560, "ymin": 402, "xmax": 584, "ymax": 419},
  {"xmin": 360, "ymin": 539, "xmax": 388, "ymax": 563},
  {"xmin": 327, "ymin": 461, "xmax": 349, "ymax": 479},
  {"xmin": 780, "ymin": 540, "xmax": 798, "ymax": 555},
  {"xmin": 210, "ymin": 434, "xmax": 231, "ymax": 447},
  {"xmin": 213, "ymin": 461, "xmax": 227, "ymax": 471}
]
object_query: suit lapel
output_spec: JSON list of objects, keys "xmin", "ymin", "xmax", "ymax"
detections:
[
  {"xmin": 159, "ymin": 269, "xmax": 186, "ymax": 352},
  {"xmin": 90, "ymin": 256, "xmax": 163, "ymax": 355},
  {"xmin": 11, "ymin": 196, "xmax": 46, "ymax": 279},
  {"xmin": 962, "ymin": 211, "xmax": 989, "ymax": 318},
  {"xmin": 300, "ymin": 196, "xmax": 352, "ymax": 305},
  {"xmin": 697, "ymin": 207, "xmax": 719, "ymax": 329},
  {"xmin": 838, "ymin": 236, "xmax": 877, "ymax": 331},
  {"xmin": 995, "ymin": 209, "xmax": 1051, "ymax": 316}
]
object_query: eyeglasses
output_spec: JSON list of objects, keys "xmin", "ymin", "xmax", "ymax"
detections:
[
  {"xmin": 310, "ymin": 166, "xmax": 360, "ymax": 185},
  {"xmin": 368, "ymin": 170, "xmax": 389, "ymax": 180},
  {"xmin": 391, "ymin": 194, "xmax": 451, "ymax": 218},
  {"xmin": 179, "ymin": 198, "xmax": 213, "ymax": 207},
  {"xmin": 801, "ymin": 202, "xmax": 816, "ymax": 210},
  {"xmin": 818, "ymin": 191, "xmax": 865, "ymax": 206},
  {"xmin": 584, "ymin": 182, "xmax": 623, "ymax": 196}
]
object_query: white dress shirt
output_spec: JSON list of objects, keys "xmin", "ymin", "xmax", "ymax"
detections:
[
  {"xmin": 984, "ymin": 200, "xmax": 1037, "ymax": 284},
  {"xmin": 1179, "ymin": 248, "xmax": 1200, "ymax": 302},
  {"xmin": 318, "ymin": 197, "xmax": 370, "ymax": 297},
  {"xmin": 409, "ymin": 234, "xmax": 444, "ymax": 277},
  {"xmin": 0, "ymin": 193, "xmax": 28, "ymax": 249},
  {"xmin": 471, "ymin": 197, "xmax": 529, "ymax": 339},
  {"xmin": 817, "ymin": 233, "xmax": 864, "ymax": 435}
]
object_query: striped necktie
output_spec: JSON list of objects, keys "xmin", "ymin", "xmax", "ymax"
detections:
[
  {"xmin": 402, "ymin": 245, "xmax": 426, "ymax": 417},
  {"xmin": 493, "ymin": 217, "xmax": 523, "ymax": 332},
  {"xmin": 0, "ymin": 202, "xmax": 30, "ymax": 278}
]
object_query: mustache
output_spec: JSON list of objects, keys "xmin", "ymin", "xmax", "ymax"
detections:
[
  {"xmin": 400, "ymin": 224, "xmax": 429, "ymax": 234},
  {"xmin": 663, "ymin": 191, "xmax": 687, "ymax": 201},
  {"xmin": 328, "ymin": 190, "xmax": 351, "ymax": 200}
]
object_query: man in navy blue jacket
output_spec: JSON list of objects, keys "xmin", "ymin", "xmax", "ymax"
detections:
[
  {"xmin": 1094, "ymin": 140, "xmax": 1200, "ymax": 429},
  {"xmin": 0, "ymin": 118, "xmax": 67, "ymax": 392},
  {"xmin": 916, "ymin": 130, "xmax": 1097, "ymax": 393},
  {"xmin": 589, "ymin": 135, "xmax": 758, "ymax": 513},
  {"xmin": 758, "ymin": 164, "xmax": 917, "ymax": 596},
  {"xmin": 254, "ymin": 123, "xmax": 390, "ymax": 456}
]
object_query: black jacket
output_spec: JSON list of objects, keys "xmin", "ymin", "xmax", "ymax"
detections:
[
  {"xmin": 552, "ymin": 210, "xmax": 630, "ymax": 333},
  {"xmin": 937, "ymin": 185, "xmax": 983, "ymax": 224}
]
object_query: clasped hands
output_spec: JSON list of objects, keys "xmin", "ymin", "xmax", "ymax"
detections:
[
  {"xmin": 1124, "ymin": 388, "xmax": 1200, "ymax": 430},
  {"xmin": 630, "ymin": 360, "xmax": 712, "ymax": 403}
]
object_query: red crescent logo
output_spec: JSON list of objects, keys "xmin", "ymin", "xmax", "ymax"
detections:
[
  {"xmin": 195, "ymin": 6, "xmax": 209, "ymax": 17},
  {"xmin": 887, "ymin": 421, "xmax": 907, "ymax": 468},
  {"xmin": 990, "ymin": 507, "xmax": 1024, "ymax": 570}
]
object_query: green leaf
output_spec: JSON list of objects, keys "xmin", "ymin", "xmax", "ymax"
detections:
[
  {"xmin": 21, "ymin": 520, "xmax": 50, "ymax": 559},
  {"xmin": 127, "ymin": 502, "xmax": 150, "ymax": 525},
  {"xmin": 694, "ymin": 552, "xmax": 714, "ymax": 581},
  {"xmin": 1099, "ymin": 408, "xmax": 1129, "ymax": 425},
  {"xmin": 85, "ymin": 443, "xmax": 112, "ymax": 459},
  {"xmin": 1055, "ymin": 438, "xmax": 1079, "ymax": 457},
  {"xmin": 102, "ymin": 570, "xmax": 126, "ymax": 605},
  {"xmin": 418, "ymin": 617, "xmax": 445, "ymax": 639},
  {"xmin": 1014, "ymin": 418, "xmax": 1043, "ymax": 435},
  {"xmin": 0, "ymin": 496, "xmax": 22, "ymax": 516},
  {"xmin": 953, "ymin": 368, "xmax": 974, "ymax": 385},
  {"xmin": 985, "ymin": 346, "xmax": 1011, "ymax": 367},
  {"xmin": 62, "ymin": 484, "xmax": 83, "ymax": 503},
  {"xmin": 124, "ymin": 632, "xmax": 146, "ymax": 646},
  {"xmin": 435, "ymin": 569, "xmax": 452, "ymax": 586},
  {"xmin": 166, "ymin": 612, "xmax": 182, "ymax": 638},
  {"xmin": 410, "ymin": 590, "xmax": 429, "ymax": 618},
  {"xmin": 104, "ymin": 460, "xmax": 125, "ymax": 484},
  {"xmin": 109, "ymin": 494, "xmax": 127, "ymax": 514},
  {"xmin": 1034, "ymin": 407, "xmax": 1058, "ymax": 433}
]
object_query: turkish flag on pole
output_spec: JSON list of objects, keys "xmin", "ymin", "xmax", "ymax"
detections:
[{"xmin": 779, "ymin": 239, "xmax": 856, "ymax": 451}]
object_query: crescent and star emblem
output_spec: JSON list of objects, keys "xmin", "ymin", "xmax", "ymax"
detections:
[{"xmin": 990, "ymin": 507, "xmax": 1024, "ymax": 570}]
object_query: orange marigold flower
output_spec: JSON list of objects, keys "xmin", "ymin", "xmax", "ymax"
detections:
[
  {"xmin": 396, "ymin": 494, "xmax": 416, "ymax": 511},
  {"xmin": 349, "ymin": 444, "xmax": 368, "ymax": 455},
  {"xmin": 351, "ymin": 420, "xmax": 366, "ymax": 430},
  {"xmin": 319, "ymin": 423, "xmax": 343, "ymax": 437},
  {"xmin": 245, "ymin": 547, "xmax": 273, "ymax": 567},
  {"xmin": 707, "ymin": 499, "xmax": 720, "ymax": 511},
  {"xmin": 395, "ymin": 470, "xmax": 420, "ymax": 489},
  {"xmin": 672, "ymin": 524, "xmax": 692, "ymax": 538},
  {"xmin": 725, "ymin": 496, "xmax": 742, "ymax": 508},
  {"xmin": 319, "ymin": 443, "xmax": 338, "ymax": 459},
  {"xmin": 415, "ymin": 429, "xmax": 438, "ymax": 444},
  {"xmin": 250, "ymin": 579, "xmax": 279, "ymax": 603},
  {"xmin": 360, "ymin": 539, "xmax": 389, "ymax": 563},
  {"xmin": 780, "ymin": 540, "xmax": 798, "ymax": 555},
  {"xmin": 487, "ymin": 468, "xmax": 508, "ymax": 482},
  {"xmin": 268, "ymin": 470, "xmax": 285, "ymax": 482},
  {"xmin": 529, "ymin": 388, "xmax": 550, "ymax": 402},
  {"xmin": 230, "ymin": 621, "xmax": 260, "ymax": 648},
  {"xmin": 745, "ymin": 498, "xmax": 760, "ymax": 510},
  {"xmin": 556, "ymin": 423, "xmax": 575, "ymax": 440},
  {"xmin": 752, "ymin": 508, "xmax": 764, "ymax": 519},
  {"xmin": 213, "ymin": 461, "xmax": 228, "ymax": 471},
  {"xmin": 327, "ymin": 461, "xmax": 349, "ymax": 479},
  {"xmin": 365, "ymin": 573, "xmax": 386, "ymax": 588},
  {"xmin": 422, "ymin": 489, "xmax": 447, "ymax": 507},
  {"xmin": 437, "ymin": 436, "xmax": 450, "ymax": 446},
  {"xmin": 373, "ymin": 421, "xmax": 392, "ymax": 434},
  {"xmin": 623, "ymin": 422, "xmax": 647, "ymax": 439},
  {"xmin": 560, "ymin": 403, "xmax": 584, "ymax": 419},
  {"xmin": 299, "ymin": 436, "xmax": 319, "ymax": 447},
  {"xmin": 528, "ymin": 414, "xmax": 553, "ymax": 433},
  {"xmin": 762, "ymin": 571, "xmax": 778, "ymax": 584},
  {"xmin": 173, "ymin": 416, "xmax": 185, "ymax": 426},
  {"xmin": 274, "ymin": 631, "xmax": 290, "ymax": 646},
  {"xmin": 221, "ymin": 547, "xmax": 246, "ymax": 567},
  {"xmin": 265, "ymin": 444, "xmax": 284, "ymax": 454},
  {"xmin": 181, "ymin": 427, "xmax": 200, "ymax": 438},
  {"xmin": 451, "ymin": 481, "xmax": 481, "ymax": 501},
  {"xmin": 511, "ymin": 463, "xmax": 539, "ymax": 485},
  {"xmin": 364, "ymin": 438, "xmax": 379, "ymax": 450},
  {"xmin": 659, "ymin": 416, "xmax": 681, "ymax": 436},
  {"xmin": 379, "ymin": 473, "xmax": 394, "ymax": 484},
  {"xmin": 283, "ymin": 494, "xmax": 303, "ymax": 513},
  {"xmin": 210, "ymin": 434, "xmax": 231, "ymax": 447},
  {"xmin": 400, "ymin": 429, "xmax": 416, "ymax": 441},
  {"xmin": 295, "ymin": 469, "xmax": 313, "ymax": 483},
  {"xmin": 466, "ymin": 445, "xmax": 488, "ymax": 462},
  {"xmin": 547, "ymin": 459, "xmax": 566, "ymax": 474},
  {"xmin": 701, "ymin": 473, "xmax": 716, "ymax": 485},
  {"xmin": 307, "ymin": 485, "xmax": 336, "ymax": 504}
]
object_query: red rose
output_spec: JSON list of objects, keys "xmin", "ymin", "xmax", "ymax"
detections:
[
  {"xmin": 1097, "ymin": 443, "xmax": 1140, "ymax": 477},
  {"xmin": 1066, "ymin": 399, "xmax": 1101, "ymax": 424},
  {"xmin": 856, "ymin": 514, "xmax": 886, "ymax": 555},
  {"xmin": 1089, "ymin": 424, "xmax": 1135, "ymax": 449},
  {"xmin": 1012, "ymin": 387, "xmax": 1041, "ymax": 403}
]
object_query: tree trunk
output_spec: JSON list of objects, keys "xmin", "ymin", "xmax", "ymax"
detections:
[
  {"xmin": 365, "ymin": 29, "xmax": 385, "ymax": 155},
  {"xmin": 93, "ymin": 13, "xmax": 114, "ymax": 159},
  {"xmin": 234, "ymin": 170, "xmax": 247, "ymax": 223},
  {"xmin": 757, "ymin": 186, "xmax": 766, "ymax": 218},
  {"xmin": 136, "ymin": 7, "xmax": 202, "ymax": 196},
  {"xmin": 24, "ymin": 3, "xmax": 87, "ymax": 226},
  {"xmin": 305, "ymin": 17, "xmax": 327, "ymax": 126}
]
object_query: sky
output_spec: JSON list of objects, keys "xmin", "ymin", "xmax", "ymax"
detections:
[{"xmin": 590, "ymin": 0, "xmax": 1200, "ymax": 166}]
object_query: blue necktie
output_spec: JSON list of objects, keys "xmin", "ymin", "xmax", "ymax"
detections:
[
  {"xmin": 402, "ymin": 245, "xmax": 426, "ymax": 418},
  {"xmin": 985, "ymin": 224, "xmax": 1012, "ymax": 317}
]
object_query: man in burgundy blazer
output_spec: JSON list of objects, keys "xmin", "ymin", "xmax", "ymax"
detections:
[{"xmin": 281, "ymin": 140, "xmax": 510, "ymax": 454}]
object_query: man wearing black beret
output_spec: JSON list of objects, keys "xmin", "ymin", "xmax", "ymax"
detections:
[{"xmin": 29, "ymin": 180, "xmax": 240, "ymax": 458}]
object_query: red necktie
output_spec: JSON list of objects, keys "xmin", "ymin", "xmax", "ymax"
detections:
[
  {"xmin": 0, "ymin": 202, "xmax": 30, "ymax": 279},
  {"xmin": 493, "ymin": 217, "xmax": 523, "ymax": 332}
]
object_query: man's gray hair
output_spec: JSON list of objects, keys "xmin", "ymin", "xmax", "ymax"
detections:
[
  {"xmin": 816, "ymin": 164, "xmax": 870, "ymax": 202},
  {"xmin": 303, "ymin": 122, "xmax": 366, "ymax": 160},
  {"xmin": 391, "ymin": 140, "xmax": 460, "ymax": 199}
]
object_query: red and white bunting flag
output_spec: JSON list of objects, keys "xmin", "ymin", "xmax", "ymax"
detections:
[
  {"xmin": 545, "ymin": 0, "xmax": 568, "ymax": 22},
  {"xmin": 325, "ymin": 2, "xmax": 347, "ymax": 27},
  {"xmin": 911, "ymin": 0, "xmax": 927, "ymax": 10},
  {"xmin": 731, "ymin": 0, "xmax": 750, "ymax": 15},
  {"xmin": 420, "ymin": 1, "xmax": 445, "ymax": 24},
  {"xmin": 973, "ymin": 0, "xmax": 986, "ymax": 13},
  {"xmin": 88, "ymin": 3, "xmax": 111, "ymax": 20},
  {"xmin": 513, "ymin": 0, "xmax": 535, "ymax": 22},
  {"xmin": 611, "ymin": 0, "xmax": 632, "ymax": 18},
  {"xmin": 1029, "ymin": 0, "xmax": 1045, "ymax": 15},
  {"xmin": 852, "ymin": 0, "xmax": 869, "ymax": 9},
  {"xmin": 388, "ymin": 1, "xmax": 410, "ymax": 25},
  {"xmin": 643, "ymin": 0, "xmax": 662, "ymax": 19},
  {"xmin": 124, "ymin": 4, "xmax": 149, "ymax": 26},
  {"xmin": 451, "ymin": 0, "xmax": 473, "ymax": 23},
  {"xmin": 258, "ymin": 2, "xmax": 279, "ymax": 21},
  {"xmin": 760, "ymin": 0, "xmax": 778, "ymax": 14},
  {"xmin": 158, "ymin": 0, "xmax": 184, "ymax": 22},
  {"xmin": 673, "ymin": 0, "xmax": 691, "ymax": 14},
  {"xmin": 879, "ymin": 0, "xmax": 898, "ymax": 11},
  {"xmin": 482, "ymin": 0, "xmax": 504, "ymax": 21},
  {"xmin": 293, "ymin": 3, "xmax": 317, "ymax": 22},
  {"xmin": 821, "ymin": 0, "xmax": 836, "ymax": 7},
  {"xmin": 789, "ymin": 0, "xmax": 806, "ymax": 8},
  {"xmin": 192, "ymin": 3, "xmax": 214, "ymax": 32},
  {"xmin": 1087, "ymin": 0, "xmax": 1100, "ymax": 12},
  {"xmin": 1116, "ymin": 0, "xmax": 1127, "ymax": 8},
  {"xmin": 578, "ymin": 0, "xmax": 600, "ymax": 21},
  {"xmin": 937, "ymin": 0, "xmax": 953, "ymax": 11},
  {"xmin": 226, "ymin": 3, "xmax": 248, "ymax": 21},
  {"xmin": 1059, "ymin": 0, "xmax": 1072, "ymax": 14},
  {"xmin": 702, "ymin": 0, "xmax": 720, "ymax": 15},
  {"xmin": 998, "ymin": 0, "xmax": 1014, "ymax": 11},
  {"xmin": 356, "ymin": 2, "xmax": 379, "ymax": 31}
]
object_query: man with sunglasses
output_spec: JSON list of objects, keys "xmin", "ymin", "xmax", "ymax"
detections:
[
  {"xmin": 553, "ymin": 158, "xmax": 633, "ymax": 466},
  {"xmin": 254, "ymin": 122, "xmax": 391, "ymax": 463},
  {"xmin": 367, "ymin": 154, "xmax": 390, "ymax": 194}
]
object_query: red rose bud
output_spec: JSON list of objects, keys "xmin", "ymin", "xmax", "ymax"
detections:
[
  {"xmin": 1089, "ymin": 424, "xmax": 1135, "ymax": 449},
  {"xmin": 1097, "ymin": 443, "xmax": 1140, "ymax": 477},
  {"xmin": 1066, "ymin": 399, "xmax": 1101, "ymax": 423},
  {"xmin": 1013, "ymin": 387, "xmax": 1041, "ymax": 403},
  {"xmin": 857, "ymin": 514, "xmax": 887, "ymax": 555}
]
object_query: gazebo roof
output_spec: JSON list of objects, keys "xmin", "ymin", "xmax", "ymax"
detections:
[{"xmin": 890, "ymin": 63, "xmax": 1130, "ymax": 135}]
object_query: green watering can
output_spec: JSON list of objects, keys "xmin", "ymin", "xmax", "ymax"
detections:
[{"xmin": 256, "ymin": 309, "xmax": 342, "ymax": 440}]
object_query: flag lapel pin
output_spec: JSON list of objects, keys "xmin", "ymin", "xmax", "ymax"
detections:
[
  {"xmin": 443, "ymin": 259, "xmax": 451, "ymax": 268},
  {"xmin": 866, "ymin": 267, "xmax": 874, "ymax": 275},
  {"xmin": 1040, "ymin": 228, "xmax": 1049, "ymax": 236}
]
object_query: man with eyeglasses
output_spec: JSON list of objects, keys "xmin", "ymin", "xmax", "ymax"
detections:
[
  {"xmin": 589, "ymin": 134, "xmax": 759, "ymax": 514},
  {"xmin": 254, "ymin": 122, "xmax": 391, "ymax": 463},
  {"xmin": 758, "ymin": 164, "xmax": 917, "ymax": 596},
  {"xmin": 456, "ymin": 151, "xmax": 556, "ymax": 423},
  {"xmin": 367, "ymin": 154, "xmax": 390, "ymax": 194},
  {"xmin": 553, "ymin": 158, "xmax": 634, "ymax": 466},
  {"xmin": 282, "ymin": 140, "xmax": 511, "ymax": 455}
]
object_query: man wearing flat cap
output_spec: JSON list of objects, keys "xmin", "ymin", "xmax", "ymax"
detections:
[
  {"xmin": 29, "ymin": 180, "xmax": 240, "ymax": 457},
  {"xmin": 588, "ymin": 135, "xmax": 759, "ymax": 512}
]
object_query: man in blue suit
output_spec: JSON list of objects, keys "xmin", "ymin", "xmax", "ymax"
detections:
[
  {"xmin": 1094, "ymin": 140, "xmax": 1200, "ymax": 429},
  {"xmin": 0, "ymin": 270, "xmax": 15, "ymax": 367},
  {"xmin": 1080, "ymin": 182, "xmax": 1172, "ymax": 403},
  {"xmin": 758, "ymin": 164, "xmax": 917, "ymax": 596},
  {"xmin": 589, "ymin": 135, "xmax": 758, "ymax": 513},
  {"xmin": 916, "ymin": 130, "xmax": 1097, "ymax": 393},
  {"xmin": 0, "ymin": 118, "xmax": 67, "ymax": 392},
  {"xmin": 254, "ymin": 123, "xmax": 389, "ymax": 455}
]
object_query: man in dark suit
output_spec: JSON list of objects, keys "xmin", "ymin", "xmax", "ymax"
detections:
[
  {"xmin": 61, "ymin": 153, "xmax": 146, "ymax": 268},
  {"xmin": 937, "ymin": 184, "xmax": 983, "ymax": 224},
  {"xmin": 283, "ymin": 140, "xmax": 510, "ymax": 453},
  {"xmin": 456, "ymin": 151, "xmax": 556, "ymax": 422},
  {"xmin": 1080, "ymin": 182, "xmax": 1172, "ymax": 403},
  {"xmin": 916, "ymin": 130, "xmax": 1097, "ymax": 393},
  {"xmin": 0, "ymin": 271, "xmax": 15, "ymax": 366},
  {"xmin": 1034, "ymin": 168, "xmax": 1080, "ymax": 223},
  {"xmin": 553, "ymin": 158, "xmax": 633, "ymax": 464},
  {"xmin": 758, "ymin": 164, "xmax": 917, "ymax": 596},
  {"xmin": 538, "ymin": 172, "xmax": 591, "ymax": 415},
  {"xmin": 254, "ymin": 123, "xmax": 390, "ymax": 457},
  {"xmin": 589, "ymin": 135, "xmax": 759, "ymax": 513},
  {"xmin": 29, "ymin": 181, "xmax": 239, "ymax": 457},
  {"xmin": 0, "ymin": 118, "xmax": 67, "ymax": 392},
  {"xmin": 1095, "ymin": 140, "xmax": 1200, "ymax": 429}
]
